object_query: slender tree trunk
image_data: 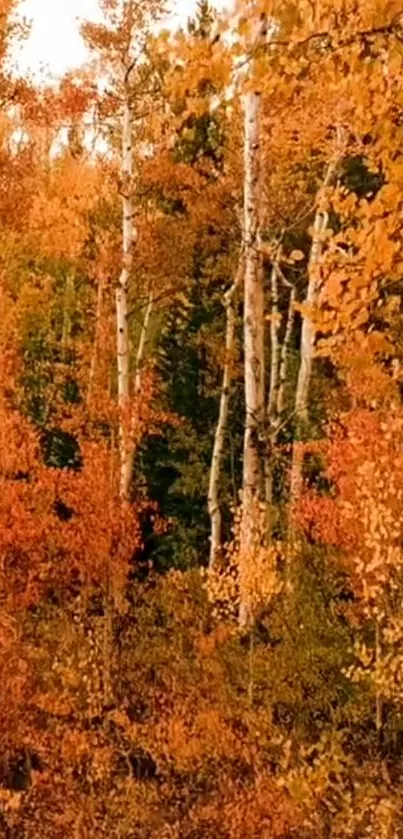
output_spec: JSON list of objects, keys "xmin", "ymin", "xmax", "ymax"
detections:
[
  {"xmin": 267, "ymin": 264, "xmax": 281, "ymax": 428},
  {"xmin": 102, "ymin": 432, "xmax": 117, "ymax": 709},
  {"xmin": 87, "ymin": 272, "xmax": 105, "ymax": 408},
  {"xmin": 290, "ymin": 155, "xmax": 340, "ymax": 508},
  {"xmin": 293, "ymin": 195, "xmax": 330, "ymax": 424},
  {"xmin": 127, "ymin": 291, "xmax": 155, "ymax": 504},
  {"xmin": 117, "ymin": 91, "xmax": 135, "ymax": 501},
  {"xmin": 103, "ymin": 548, "xmax": 113, "ymax": 707},
  {"xmin": 208, "ymin": 258, "xmax": 243, "ymax": 569},
  {"xmin": 241, "ymin": 83, "xmax": 265, "ymax": 522},
  {"xmin": 265, "ymin": 265, "xmax": 296, "ymax": 535},
  {"xmin": 134, "ymin": 291, "xmax": 154, "ymax": 397},
  {"xmin": 239, "ymin": 12, "xmax": 267, "ymax": 626},
  {"xmin": 264, "ymin": 264, "xmax": 281, "ymax": 516},
  {"xmin": 62, "ymin": 269, "xmax": 75, "ymax": 358},
  {"xmin": 277, "ymin": 282, "xmax": 296, "ymax": 419},
  {"xmin": 375, "ymin": 618, "xmax": 383, "ymax": 738}
]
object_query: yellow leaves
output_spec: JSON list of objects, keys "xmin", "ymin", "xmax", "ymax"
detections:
[
  {"xmin": 289, "ymin": 249, "xmax": 304, "ymax": 262},
  {"xmin": 210, "ymin": 54, "xmax": 233, "ymax": 89},
  {"xmin": 323, "ymin": 271, "xmax": 344, "ymax": 303},
  {"xmin": 33, "ymin": 691, "xmax": 76, "ymax": 718},
  {"xmin": 61, "ymin": 730, "xmax": 92, "ymax": 764},
  {"xmin": 160, "ymin": 705, "xmax": 238, "ymax": 770},
  {"xmin": 107, "ymin": 708, "xmax": 132, "ymax": 731},
  {"xmin": 0, "ymin": 788, "xmax": 23, "ymax": 812},
  {"xmin": 265, "ymin": 312, "xmax": 282, "ymax": 325},
  {"xmin": 208, "ymin": 503, "xmax": 283, "ymax": 623},
  {"xmin": 28, "ymin": 157, "xmax": 103, "ymax": 262},
  {"xmin": 195, "ymin": 624, "xmax": 234, "ymax": 657},
  {"xmin": 366, "ymin": 330, "xmax": 393, "ymax": 355},
  {"xmin": 293, "ymin": 301, "xmax": 317, "ymax": 323},
  {"xmin": 165, "ymin": 29, "xmax": 231, "ymax": 116}
]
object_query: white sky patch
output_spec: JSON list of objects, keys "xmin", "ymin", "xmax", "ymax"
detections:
[{"xmin": 12, "ymin": 0, "xmax": 227, "ymax": 81}]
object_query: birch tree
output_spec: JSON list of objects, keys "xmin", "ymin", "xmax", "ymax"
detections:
[
  {"xmin": 208, "ymin": 257, "xmax": 243, "ymax": 569},
  {"xmin": 290, "ymin": 141, "xmax": 344, "ymax": 509},
  {"xmin": 239, "ymin": 6, "xmax": 268, "ymax": 626},
  {"xmin": 82, "ymin": 0, "xmax": 166, "ymax": 501},
  {"xmin": 277, "ymin": 281, "xmax": 296, "ymax": 422},
  {"xmin": 87, "ymin": 271, "xmax": 106, "ymax": 409},
  {"xmin": 117, "ymin": 46, "xmax": 135, "ymax": 500},
  {"xmin": 265, "ymin": 261, "xmax": 296, "ymax": 515}
]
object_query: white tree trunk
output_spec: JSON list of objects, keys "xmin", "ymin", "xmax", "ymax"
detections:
[
  {"xmin": 117, "ymin": 94, "xmax": 135, "ymax": 501},
  {"xmin": 134, "ymin": 291, "xmax": 154, "ymax": 397},
  {"xmin": 208, "ymin": 258, "xmax": 243, "ymax": 569},
  {"xmin": 293, "ymin": 211, "xmax": 329, "ymax": 426},
  {"xmin": 62, "ymin": 269, "xmax": 75, "ymax": 358},
  {"xmin": 88, "ymin": 271, "xmax": 105, "ymax": 407},
  {"xmin": 277, "ymin": 283, "xmax": 296, "ymax": 419},
  {"xmin": 241, "ymin": 84, "xmax": 265, "ymax": 528},
  {"xmin": 290, "ymin": 156, "xmax": 340, "ymax": 507},
  {"xmin": 238, "ymin": 9, "xmax": 271, "ymax": 627},
  {"xmin": 129, "ymin": 290, "xmax": 155, "ymax": 502},
  {"xmin": 264, "ymin": 264, "xmax": 280, "ymax": 526},
  {"xmin": 265, "ymin": 265, "xmax": 296, "ymax": 533},
  {"xmin": 267, "ymin": 264, "xmax": 281, "ymax": 428}
]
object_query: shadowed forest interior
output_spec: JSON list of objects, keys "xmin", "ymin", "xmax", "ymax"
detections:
[{"xmin": 1, "ymin": 0, "xmax": 403, "ymax": 835}]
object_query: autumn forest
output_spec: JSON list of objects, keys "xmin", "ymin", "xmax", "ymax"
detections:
[{"xmin": 1, "ymin": 0, "xmax": 403, "ymax": 834}]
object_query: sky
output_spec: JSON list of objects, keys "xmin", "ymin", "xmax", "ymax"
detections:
[{"xmin": 13, "ymin": 0, "xmax": 224, "ymax": 80}]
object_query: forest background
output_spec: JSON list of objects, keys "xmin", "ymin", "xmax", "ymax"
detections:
[{"xmin": 0, "ymin": 0, "xmax": 403, "ymax": 836}]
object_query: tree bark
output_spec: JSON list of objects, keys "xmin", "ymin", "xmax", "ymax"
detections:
[
  {"xmin": 264, "ymin": 265, "xmax": 297, "ymax": 530},
  {"xmin": 277, "ymin": 282, "xmax": 296, "ymax": 420},
  {"xmin": 267, "ymin": 263, "xmax": 281, "ymax": 431},
  {"xmin": 290, "ymin": 154, "xmax": 341, "ymax": 509},
  {"xmin": 208, "ymin": 258, "xmax": 243, "ymax": 569},
  {"xmin": 117, "ymin": 88, "xmax": 135, "ymax": 501},
  {"xmin": 134, "ymin": 291, "xmax": 154, "ymax": 397},
  {"xmin": 241, "ymin": 83, "xmax": 265, "ymax": 521},
  {"xmin": 87, "ymin": 271, "xmax": 105, "ymax": 408},
  {"xmin": 239, "ymin": 10, "xmax": 267, "ymax": 627},
  {"xmin": 61, "ymin": 269, "xmax": 75, "ymax": 359},
  {"xmin": 264, "ymin": 264, "xmax": 281, "ymax": 517}
]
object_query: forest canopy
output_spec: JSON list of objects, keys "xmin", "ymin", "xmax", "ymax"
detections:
[{"xmin": 0, "ymin": 0, "xmax": 403, "ymax": 836}]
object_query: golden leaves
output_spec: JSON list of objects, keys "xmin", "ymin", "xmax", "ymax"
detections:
[
  {"xmin": 289, "ymin": 249, "xmax": 304, "ymax": 262},
  {"xmin": 207, "ymin": 502, "xmax": 283, "ymax": 624}
]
